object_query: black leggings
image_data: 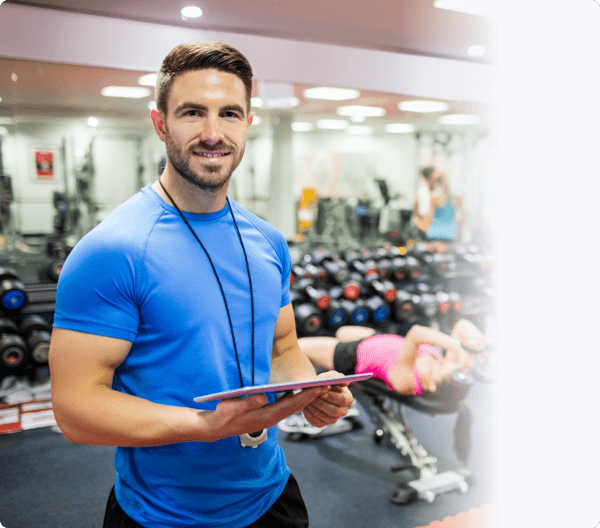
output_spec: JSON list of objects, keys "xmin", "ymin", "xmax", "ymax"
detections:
[{"xmin": 102, "ymin": 474, "xmax": 309, "ymax": 528}]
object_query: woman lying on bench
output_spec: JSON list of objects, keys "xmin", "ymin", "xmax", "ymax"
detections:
[{"xmin": 298, "ymin": 319, "xmax": 489, "ymax": 396}]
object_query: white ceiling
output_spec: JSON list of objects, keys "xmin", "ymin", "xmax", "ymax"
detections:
[{"xmin": 0, "ymin": 0, "xmax": 496, "ymax": 133}]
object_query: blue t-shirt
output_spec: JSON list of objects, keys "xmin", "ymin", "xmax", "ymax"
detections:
[
  {"xmin": 53, "ymin": 185, "xmax": 293, "ymax": 528},
  {"xmin": 427, "ymin": 201, "xmax": 456, "ymax": 240}
]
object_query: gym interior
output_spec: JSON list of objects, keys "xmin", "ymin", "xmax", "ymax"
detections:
[{"xmin": 1, "ymin": 2, "xmax": 599, "ymax": 528}]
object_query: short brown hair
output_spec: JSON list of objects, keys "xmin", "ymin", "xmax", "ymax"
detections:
[{"xmin": 155, "ymin": 41, "xmax": 253, "ymax": 114}]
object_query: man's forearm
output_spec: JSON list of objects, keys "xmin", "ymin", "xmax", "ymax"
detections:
[
  {"xmin": 53, "ymin": 387, "xmax": 209, "ymax": 447},
  {"xmin": 269, "ymin": 345, "xmax": 317, "ymax": 385}
]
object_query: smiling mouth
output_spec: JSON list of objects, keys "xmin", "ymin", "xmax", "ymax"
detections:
[{"xmin": 194, "ymin": 151, "xmax": 230, "ymax": 158}]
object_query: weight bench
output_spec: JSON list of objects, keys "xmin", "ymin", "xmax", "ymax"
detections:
[{"xmin": 352, "ymin": 371, "xmax": 474, "ymax": 505}]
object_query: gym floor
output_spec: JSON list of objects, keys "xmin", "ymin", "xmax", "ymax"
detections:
[{"xmin": 0, "ymin": 380, "xmax": 496, "ymax": 528}]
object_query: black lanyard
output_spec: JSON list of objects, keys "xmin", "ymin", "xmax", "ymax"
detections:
[{"xmin": 158, "ymin": 179, "xmax": 255, "ymax": 388}]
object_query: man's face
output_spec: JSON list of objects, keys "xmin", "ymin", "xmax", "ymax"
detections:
[{"xmin": 156, "ymin": 68, "xmax": 253, "ymax": 192}]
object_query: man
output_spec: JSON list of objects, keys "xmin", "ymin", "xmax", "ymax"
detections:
[{"xmin": 49, "ymin": 41, "xmax": 353, "ymax": 528}]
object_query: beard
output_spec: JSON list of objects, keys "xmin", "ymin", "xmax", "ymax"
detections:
[{"xmin": 165, "ymin": 133, "xmax": 244, "ymax": 192}]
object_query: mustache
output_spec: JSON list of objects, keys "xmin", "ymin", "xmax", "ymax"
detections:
[{"xmin": 191, "ymin": 141, "xmax": 234, "ymax": 153}]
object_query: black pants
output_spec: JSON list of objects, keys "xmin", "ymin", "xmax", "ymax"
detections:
[{"xmin": 103, "ymin": 474, "xmax": 309, "ymax": 528}]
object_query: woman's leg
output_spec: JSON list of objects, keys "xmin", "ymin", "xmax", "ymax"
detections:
[
  {"xmin": 298, "ymin": 337, "xmax": 339, "ymax": 371},
  {"xmin": 334, "ymin": 326, "xmax": 376, "ymax": 342}
]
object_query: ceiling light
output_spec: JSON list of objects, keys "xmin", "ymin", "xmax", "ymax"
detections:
[
  {"xmin": 181, "ymin": 6, "xmax": 203, "ymax": 18},
  {"xmin": 399, "ymin": 100, "xmax": 449, "ymax": 113},
  {"xmin": 101, "ymin": 86, "xmax": 151, "ymax": 99},
  {"xmin": 138, "ymin": 73, "xmax": 158, "ymax": 86},
  {"xmin": 304, "ymin": 87, "xmax": 360, "ymax": 101},
  {"xmin": 316, "ymin": 119, "xmax": 349, "ymax": 130},
  {"xmin": 0, "ymin": 97, "xmax": 2, "ymax": 103},
  {"xmin": 87, "ymin": 117, "xmax": 99, "ymax": 127},
  {"xmin": 251, "ymin": 116, "xmax": 262, "ymax": 126},
  {"xmin": 438, "ymin": 114, "xmax": 479, "ymax": 125},
  {"xmin": 147, "ymin": 101, "xmax": 157, "ymax": 111},
  {"xmin": 384, "ymin": 123, "xmax": 416, "ymax": 134},
  {"xmin": 467, "ymin": 45, "xmax": 486, "ymax": 57},
  {"xmin": 251, "ymin": 97, "xmax": 263, "ymax": 108},
  {"xmin": 348, "ymin": 126, "xmax": 373, "ymax": 135},
  {"xmin": 336, "ymin": 105, "xmax": 386, "ymax": 117},
  {"xmin": 433, "ymin": 0, "xmax": 495, "ymax": 17},
  {"xmin": 291, "ymin": 122, "xmax": 314, "ymax": 132},
  {"xmin": 0, "ymin": 127, "xmax": 8, "ymax": 136}
]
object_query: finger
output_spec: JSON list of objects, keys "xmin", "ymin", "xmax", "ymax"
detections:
[
  {"xmin": 216, "ymin": 393, "xmax": 268, "ymax": 419},
  {"xmin": 320, "ymin": 386, "xmax": 354, "ymax": 407},
  {"xmin": 303, "ymin": 405, "xmax": 338, "ymax": 427}
]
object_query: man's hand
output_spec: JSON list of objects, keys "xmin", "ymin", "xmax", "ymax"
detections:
[
  {"xmin": 204, "ymin": 385, "xmax": 328, "ymax": 442},
  {"xmin": 301, "ymin": 371, "xmax": 354, "ymax": 428}
]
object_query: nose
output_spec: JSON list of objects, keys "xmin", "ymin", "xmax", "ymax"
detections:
[{"xmin": 201, "ymin": 114, "xmax": 223, "ymax": 145}]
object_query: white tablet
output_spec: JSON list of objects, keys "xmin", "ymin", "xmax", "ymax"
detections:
[{"xmin": 193, "ymin": 373, "xmax": 373, "ymax": 403}]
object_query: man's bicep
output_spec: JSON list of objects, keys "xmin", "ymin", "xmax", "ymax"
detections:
[
  {"xmin": 49, "ymin": 328, "xmax": 133, "ymax": 391},
  {"xmin": 271, "ymin": 303, "xmax": 298, "ymax": 358}
]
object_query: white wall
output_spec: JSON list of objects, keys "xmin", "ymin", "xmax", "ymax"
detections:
[{"xmin": 1, "ymin": 116, "xmax": 492, "ymax": 245}]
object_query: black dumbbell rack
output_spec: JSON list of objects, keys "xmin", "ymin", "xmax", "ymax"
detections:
[{"xmin": 289, "ymin": 241, "xmax": 495, "ymax": 338}]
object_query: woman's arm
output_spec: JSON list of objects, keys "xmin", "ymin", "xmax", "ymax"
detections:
[{"xmin": 398, "ymin": 324, "xmax": 463, "ymax": 368}]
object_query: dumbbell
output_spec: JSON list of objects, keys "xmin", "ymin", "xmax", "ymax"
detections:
[
  {"xmin": 339, "ymin": 299, "xmax": 368, "ymax": 325},
  {"xmin": 0, "ymin": 267, "xmax": 28, "ymax": 312},
  {"xmin": 405, "ymin": 256, "xmax": 421, "ymax": 281},
  {"xmin": 390, "ymin": 290, "xmax": 416, "ymax": 322},
  {"xmin": 322, "ymin": 300, "xmax": 347, "ymax": 329},
  {"xmin": 0, "ymin": 317, "xmax": 28, "ymax": 371},
  {"xmin": 322, "ymin": 260, "xmax": 350, "ymax": 284},
  {"xmin": 302, "ymin": 248, "xmax": 333, "ymax": 267},
  {"xmin": 38, "ymin": 258, "xmax": 65, "ymax": 283},
  {"xmin": 349, "ymin": 258, "xmax": 378, "ymax": 277},
  {"xmin": 411, "ymin": 292, "xmax": 439, "ymax": 320},
  {"xmin": 364, "ymin": 275, "xmax": 397, "ymax": 303},
  {"xmin": 292, "ymin": 279, "xmax": 331, "ymax": 311},
  {"xmin": 19, "ymin": 314, "xmax": 52, "ymax": 365},
  {"xmin": 358, "ymin": 296, "xmax": 390, "ymax": 324},
  {"xmin": 294, "ymin": 303, "xmax": 322, "ymax": 336}
]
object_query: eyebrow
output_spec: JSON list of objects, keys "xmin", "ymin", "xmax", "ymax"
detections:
[{"xmin": 174, "ymin": 102, "xmax": 247, "ymax": 118}]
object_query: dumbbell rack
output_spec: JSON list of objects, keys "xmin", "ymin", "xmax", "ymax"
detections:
[
  {"xmin": 0, "ymin": 259, "xmax": 58, "ymax": 434},
  {"xmin": 290, "ymin": 241, "xmax": 495, "ymax": 337}
]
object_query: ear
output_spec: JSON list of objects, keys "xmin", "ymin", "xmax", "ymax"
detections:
[{"xmin": 151, "ymin": 109, "xmax": 167, "ymax": 143}]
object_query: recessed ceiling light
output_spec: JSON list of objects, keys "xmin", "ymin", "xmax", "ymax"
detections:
[
  {"xmin": 87, "ymin": 116, "xmax": 99, "ymax": 127},
  {"xmin": 138, "ymin": 73, "xmax": 158, "ymax": 86},
  {"xmin": 101, "ymin": 86, "xmax": 151, "ymax": 98},
  {"xmin": 147, "ymin": 101, "xmax": 157, "ymax": 111},
  {"xmin": 251, "ymin": 116, "xmax": 262, "ymax": 126},
  {"xmin": 384, "ymin": 123, "xmax": 416, "ymax": 134},
  {"xmin": 399, "ymin": 100, "xmax": 449, "ymax": 113},
  {"xmin": 304, "ymin": 87, "xmax": 360, "ymax": 101},
  {"xmin": 434, "ymin": 0, "xmax": 495, "ymax": 17},
  {"xmin": 336, "ymin": 105, "xmax": 386, "ymax": 117},
  {"xmin": 316, "ymin": 119, "xmax": 349, "ymax": 130},
  {"xmin": 467, "ymin": 45, "xmax": 486, "ymax": 57},
  {"xmin": 438, "ymin": 114, "xmax": 479, "ymax": 125},
  {"xmin": 251, "ymin": 97, "xmax": 263, "ymax": 108},
  {"xmin": 181, "ymin": 6, "xmax": 203, "ymax": 18},
  {"xmin": 291, "ymin": 122, "xmax": 314, "ymax": 132}
]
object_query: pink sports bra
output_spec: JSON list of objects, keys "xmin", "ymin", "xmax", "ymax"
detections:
[{"xmin": 355, "ymin": 334, "xmax": 442, "ymax": 395}]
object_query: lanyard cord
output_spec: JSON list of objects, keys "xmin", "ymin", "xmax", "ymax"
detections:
[{"xmin": 158, "ymin": 180, "xmax": 255, "ymax": 387}]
